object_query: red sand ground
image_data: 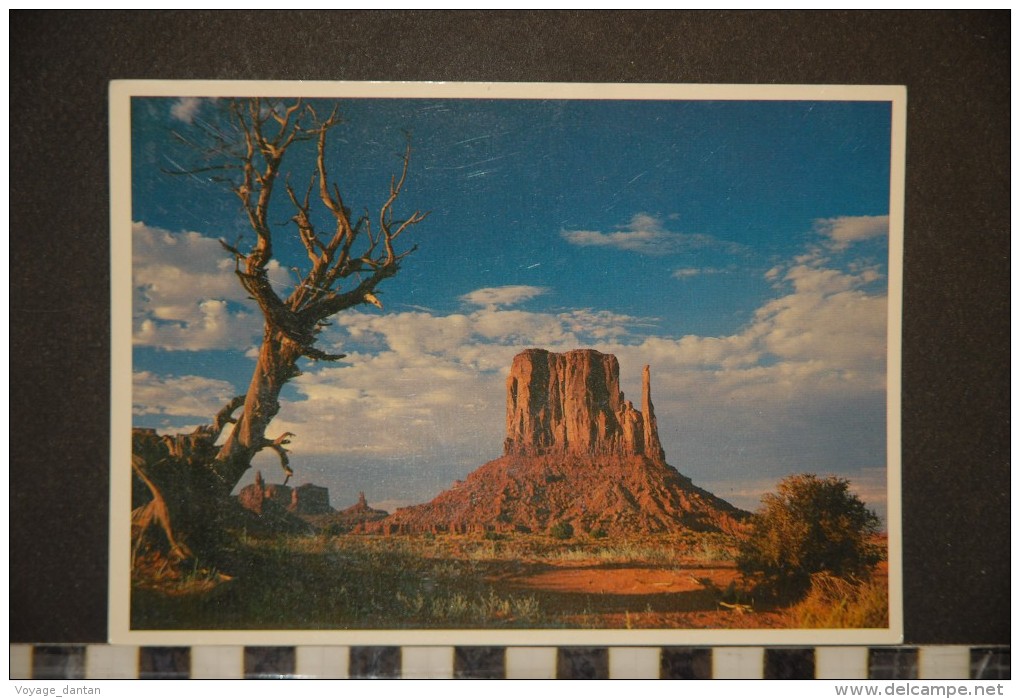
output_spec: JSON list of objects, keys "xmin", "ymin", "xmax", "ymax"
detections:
[
  {"xmin": 507, "ymin": 563, "xmax": 737, "ymax": 595},
  {"xmin": 483, "ymin": 559, "xmax": 788, "ymax": 629}
]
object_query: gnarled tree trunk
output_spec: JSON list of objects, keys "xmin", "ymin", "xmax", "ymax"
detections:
[{"xmin": 213, "ymin": 328, "xmax": 304, "ymax": 488}]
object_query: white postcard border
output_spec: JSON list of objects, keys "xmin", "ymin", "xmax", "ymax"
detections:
[{"xmin": 110, "ymin": 80, "xmax": 905, "ymax": 646}]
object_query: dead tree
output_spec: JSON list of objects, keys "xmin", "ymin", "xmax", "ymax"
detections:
[{"xmin": 132, "ymin": 98, "xmax": 427, "ymax": 575}]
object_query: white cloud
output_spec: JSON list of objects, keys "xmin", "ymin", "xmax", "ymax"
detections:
[
  {"xmin": 569, "ymin": 242, "xmax": 889, "ymax": 500},
  {"xmin": 737, "ymin": 237, "xmax": 885, "ymax": 390},
  {"xmin": 333, "ymin": 303, "xmax": 649, "ymax": 370},
  {"xmin": 632, "ymin": 257, "xmax": 884, "ymax": 395},
  {"xmin": 133, "ymin": 371, "xmax": 238, "ymax": 420},
  {"xmin": 459, "ymin": 285, "xmax": 550, "ymax": 308},
  {"xmin": 251, "ymin": 297, "xmax": 657, "ymax": 464},
  {"xmin": 133, "ymin": 222, "xmax": 290, "ymax": 351},
  {"xmin": 753, "ymin": 287, "xmax": 886, "ymax": 374},
  {"xmin": 561, "ymin": 309, "xmax": 655, "ymax": 340},
  {"xmin": 814, "ymin": 215, "xmax": 889, "ymax": 250},
  {"xmin": 131, "ymin": 220, "xmax": 889, "ymax": 510},
  {"xmin": 562, "ymin": 213, "xmax": 741, "ymax": 256},
  {"xmin": 241, "ymin": 243, "xmax": 887, "ymax": 493},
  {"xmin": 170, "ymin": 97, "xmax": 203, "ymax": 124},
  {"xmin": 267, "ymin": 351, "xmax": 507, "ymax": 465},
  {"xmin": 263, "ymin": 243, "xmax": 886, "ymax": 489}
]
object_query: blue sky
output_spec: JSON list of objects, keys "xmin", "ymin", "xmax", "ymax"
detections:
[{"xmin": 131, "ymin": 95, "xmax": 893, "ymax": 520}]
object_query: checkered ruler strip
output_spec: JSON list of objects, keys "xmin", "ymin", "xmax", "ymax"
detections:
[{"xmin": 9, "ymin": 645, "xmax": 1009, "ymax": 679}]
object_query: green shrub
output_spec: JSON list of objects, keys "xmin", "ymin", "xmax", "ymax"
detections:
[
  {"xmin": 737, "ymin": 474, "xmax": 882, "ymax": 598},
  {"xmin": 549, "ymin": 521, "xmax": 574, "ymax": 540}
]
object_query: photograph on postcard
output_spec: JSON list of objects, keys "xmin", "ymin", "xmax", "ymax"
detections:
[{"xmin": 111, "ymin": 82, "xmax": 903, "ymax": 643}]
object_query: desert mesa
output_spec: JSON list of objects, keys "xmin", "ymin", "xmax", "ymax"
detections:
[{"xmin": 370, "ymin": 348, "xmax": 749, "ymax": 536}]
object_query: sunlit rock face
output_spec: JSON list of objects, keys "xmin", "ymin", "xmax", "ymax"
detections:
[{"xmin": 504, "ymin": 348, "xmax": 664, "ymax": 460}]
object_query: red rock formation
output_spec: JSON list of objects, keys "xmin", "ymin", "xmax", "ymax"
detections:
[
  {"xmin": 237, "ymin": 471, "xmax": 286, "ymax": 515},
  {"xmin": 504, "ymin": 348, "xmax": 662, "ymax": 459},
  {"xmin": 290, "ymin": 483, "xmax": 333, "ymax": 515},
  {"xmin": 306, "ymin": 491, "xmax": 389, "ymax": 533},
  {"xmin": 234, "ymin": 471, "xmax": 315, "ymax": 535},
  {"xmin": 237, "ymin": 473, "xmax": 334, "ymax": 516},
  {"xmin": 376, "ymin": 349, "xmax": 748, "ymax": 536},
  {"xmin": 341, "ymin": 492, "xmax": 389, "ymax": 529}
]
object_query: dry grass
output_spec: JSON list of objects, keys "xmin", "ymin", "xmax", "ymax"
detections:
[
  {"xmin": 132, "ymin": 532, "xmax": 551, "ymax": 630},
  {"xmin": 785, "ymin": 571, "xmax": 889, "ymax": 628},
  {"xmin": 130, "ymin": 530, "xmax": 874, "ymax": 631},
  {"xmin": 131, "ymin": 552, "xmax": 233, "ymax": 596}
]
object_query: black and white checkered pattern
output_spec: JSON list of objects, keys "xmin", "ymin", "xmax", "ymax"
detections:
[{"xmin": 9, "ymin": 644, "xmax": 1009, "ymax": 679}]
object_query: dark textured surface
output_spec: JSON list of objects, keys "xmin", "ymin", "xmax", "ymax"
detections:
[
  {"xmin": 349, "ymin": 646, "xmax": 401, "ymax": 679},
  {"xmin": 764, "ymin": 648, "xmax": 815, "ymax": 680},
  {"xmin": 454, "ymin": 646, "xmax": 506, "ymax": 679},
  {"xmin": 557, "ymin": 647, "xmax": 609, "ymax": 679},
  {"xmin": 869, "ymin": 648, "xmax": 919, "ymax": 680},
  {"xmin": 139, "ymin": 646, "xmax": 190, "ymax": 679},
  {"xmin": 9, "ymin": 10, "xmax": 1008, "ymax": 645},
  {"xmin": 660, "ymin": 647, "xmax": 713, "ymax": 679},
  {"xmin": 32, "ymin": 646, "xmax": 85, "ymax": 680},
  {"xmin": 244, "ymin": 646, "xmax": 296, "ymax": 679},
  {"xmin": 971, "ymin": 648, "xmax": 1011, "ymax": 680}
]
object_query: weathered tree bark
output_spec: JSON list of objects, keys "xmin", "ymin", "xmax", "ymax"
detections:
[
  {"xmin": 131, "ymin": 98, "xmax": 426, "ymax": 581},
  {"xmin": 212, "ymin": 328, "xmax": 304, "ymax": 490}
]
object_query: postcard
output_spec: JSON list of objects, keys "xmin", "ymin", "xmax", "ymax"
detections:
[{"xmin": 110, "ymin": 81, "xmax": 904, "ymax": 645}]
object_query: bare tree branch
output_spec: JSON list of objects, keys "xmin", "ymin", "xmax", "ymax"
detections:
[
  {"xmin": 212, "ymin": 395, "xmax": 245, "ymax": 432},
  {"xmin": 163, "ymin": 97, "xmax": 427, "ymax": 487},
  {"xmin": 261, "ymin": 432, "xmax": 296, "ymax": 482}
]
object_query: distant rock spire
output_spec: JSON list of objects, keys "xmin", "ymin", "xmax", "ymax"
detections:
[{"xmin": 642, "ymin": 365, "xmax": 666, "ymax": 463}]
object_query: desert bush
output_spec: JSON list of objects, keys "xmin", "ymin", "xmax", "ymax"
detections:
[
  {"xmin": 549, "ymin": 521, "xmax": 574, "ymax": 540},
  {"xmin": 737, "ymin": 474, "xmax": 882, "ymax": 598}
]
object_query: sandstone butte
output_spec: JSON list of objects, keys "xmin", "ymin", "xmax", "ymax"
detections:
[
  {"xmin": 375, "ymin": 348, "xmax": 749, "ymax": 536},
  {"xmin": 237, "ymin": 471, "xmax": 334, "ymax": 516}
]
